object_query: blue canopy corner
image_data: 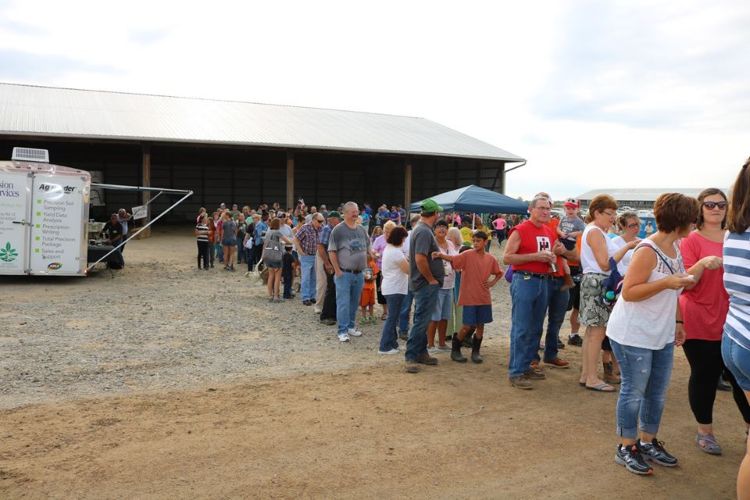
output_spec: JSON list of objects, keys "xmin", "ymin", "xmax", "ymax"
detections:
[{"xmin": 410, "ymin": 185, "xmax": 527, "ymax": 214}]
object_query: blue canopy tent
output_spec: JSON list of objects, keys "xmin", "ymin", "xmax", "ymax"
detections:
[{"xmin": 410, "ymin": 185, "xmax": 528, "ymax": 214}]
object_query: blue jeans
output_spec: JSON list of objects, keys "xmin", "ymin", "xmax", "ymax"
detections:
[
  {"xmin": 299, "ymin": 254, "xmax": 317, "ymax": 301},
  {"xmin": 237, "ymin": 240, "xmax": 245, "ymax": 262},
  {"xmin": 398, "ymin": 290, "xmax": 414, "ymax": 333},
  {"xmin": 215, "ymin": 242, "xmax": 224, "ymax": 262},
  {"xmin": 508, "ymin": 275, "xmax": 549, "ymax": 378},
  {"xmin": 380, "ymin": 294, "xmax": 405, "ymax": 351},
  {"xmin": 722, "ymin": 333, "xmax": 750, "ymax": 391},
  {"xmin": 334, "ymin": 271, "xmax": 364, "ymax": 335},
  {"xmin": 610, "ymin": 339, "xmax": 674, "ymax": 439},
  {"xmin": 534, "ymin": 277, "xmax": 570, "ymax": 363},
  {"xmin": 405, "ymin": 284, "xmax": 439, "ymax": 361}
]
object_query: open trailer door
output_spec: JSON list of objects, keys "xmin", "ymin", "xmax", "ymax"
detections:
[
  {"xmin": 28, "ymin": 167, "xmax": 90, "ymax": 276},
  {"xmin": 0, "ymin": 164, "xmax": 32, "ymax": 275}
]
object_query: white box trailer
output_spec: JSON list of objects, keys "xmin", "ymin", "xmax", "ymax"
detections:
[
  {"xmin": 0, "ymin": 157, "xmax": 91, "ymax": 276},
  {"xmin": 0, "ymin": 148, "xmax": 192, "ymax": 276}
]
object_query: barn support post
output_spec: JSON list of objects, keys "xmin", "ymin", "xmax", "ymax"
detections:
[
  {"xmin": 286, "ymin": 151, "xmax": 295, "ymax": 210},
  {"xmin": 139, "ymin": 143, "xmax": 152, "ymax": 238},
  {"xmin": 404, "ymin": 159, "xmax": 413, "ymax": 212}
]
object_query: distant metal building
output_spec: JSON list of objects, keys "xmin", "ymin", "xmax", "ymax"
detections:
[
  {"xmin": 0, "ymin": 83, "xmax": 524, "ymax": 221},
  {"xmin": 576, "ymin": 188, "xmax": 706, "ymax": 210}
]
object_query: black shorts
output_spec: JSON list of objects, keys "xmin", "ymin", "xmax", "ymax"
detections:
[
  {"xmin": 567, "ymin": 282, "xmax": 580, "ymax": 311},
  {"xmin": 567, "ymin": 265, "xmax": 582, "ymax": 311}
]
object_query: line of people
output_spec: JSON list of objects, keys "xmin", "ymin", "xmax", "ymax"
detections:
[{"xmin": 189, "ymin": 165, "xmax": 750, "ymax": 496}]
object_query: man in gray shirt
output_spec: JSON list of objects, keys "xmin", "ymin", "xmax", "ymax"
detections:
[
  {"xmin": 405, "ymin": 199, "xmax": 444, "ymax": 373},
  {"xmin": 328, "ymin": 201, "xmax": 371, "ymax": 343}
]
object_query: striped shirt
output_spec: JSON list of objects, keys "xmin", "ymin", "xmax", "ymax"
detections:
[
  {"xmin": 196, "ymin": 223, "xmax": 209, "ymax": 242},
  {"xmin": 723, "ymin": 229, "xmax": 750, "ymax": 349}
]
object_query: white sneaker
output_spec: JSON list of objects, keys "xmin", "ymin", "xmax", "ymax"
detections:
[
  {"xmin": 338, "ymin": 333, "xmax": 350, "ymax": 342},
  {"xmin": 313, "ymin": 306, "xmax": 321, "ymax": 314},
  {"xmin": 347, "ymin": 328, "xmax": 363, "ymax": 337},
  {"xmin": 427, "ymin": 347, "xmax": 440, "ymax": 355},
  {"xmin": 378, "ymin": 348, "xmax": 399, "ymax": 355}
]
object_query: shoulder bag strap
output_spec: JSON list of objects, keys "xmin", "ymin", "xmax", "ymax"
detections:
[{"xmin": 635, "ymin": 241, "xmax": 674, "ymax": 274}]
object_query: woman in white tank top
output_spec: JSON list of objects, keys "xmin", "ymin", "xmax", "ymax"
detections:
[
  {"xmin": 609, "ymin": 193, "xmax": 721, "ymax": 476},
  {"xmin": 579, "ymin": 195, "xmax": 640, "ymax": 391}
]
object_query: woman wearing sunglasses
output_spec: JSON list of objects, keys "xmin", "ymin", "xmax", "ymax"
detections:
[
  {"xmin": 680, "ymin": 188, "xmax": 750, "ymax": 457},
  {"xmin": 579, "ymin": 195, "xmax": 638, "ymax": 392},
  {"xmin": 612, "ymin": 212, "xmax": 642, "ymax": 275}
]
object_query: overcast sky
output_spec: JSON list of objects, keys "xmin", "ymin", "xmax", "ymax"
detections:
[{"xmin": 0, "ymin": 0, "xmax": 747, "ymax": 199}]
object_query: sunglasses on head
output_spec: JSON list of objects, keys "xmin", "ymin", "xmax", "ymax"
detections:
[{"xmin": 703, "ymin": 201, "xmax": 727, "ymax": 210}]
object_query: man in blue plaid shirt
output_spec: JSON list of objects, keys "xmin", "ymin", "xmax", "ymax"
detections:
[{"xmin": 295, "ymin": 214, "xmax": 324, "ymax": 305}]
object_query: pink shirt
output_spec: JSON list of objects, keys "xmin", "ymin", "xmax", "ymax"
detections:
[
  {"xmin": 493, "ymin": 217, "xmax": 507, "ymax": 230},
  {"xmin": 679, "ymin": 231, "xmax": 728, "ymax": 341},
  {"xmin": 372, "ymin": 234, "xmax": 387, "ymax": 269}
]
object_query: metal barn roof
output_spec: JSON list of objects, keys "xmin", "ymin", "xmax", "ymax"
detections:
[
  {"xmin": 576, "ymin": 188, "xmax": 706, "ymax": 201},
  {"xmin": 0, "ymin": 83, "xmax": 523, "ymax": 162}
]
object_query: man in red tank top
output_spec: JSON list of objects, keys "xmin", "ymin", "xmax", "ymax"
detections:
[
  {"xmin": 533, "ymin": 193, "xmax": 572, "ymax": 371},
  {"xmin": 503, "ymin": 195, "xmax": 570, "ymax": 389}
]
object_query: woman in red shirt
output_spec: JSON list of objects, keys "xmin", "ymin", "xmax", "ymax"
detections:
[{"xmin": 680, "ymin": 188, "xmax": 750, "ymax": 455}]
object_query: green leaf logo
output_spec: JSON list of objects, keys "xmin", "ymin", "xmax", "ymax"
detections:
[{"xmin": 0, "ymin": 242, "xmax": 18, "ymax": 262}]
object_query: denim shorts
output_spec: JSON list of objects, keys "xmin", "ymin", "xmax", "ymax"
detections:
[
  {"xmin": 722, "ymin": 334, "xmax": 750, "ymax": 391},
  {"xmin": 431, "ymin": 288, "xmax": 453, "ymax": 321},
  {"xmin": 462, "ymin": 304, "xmax": 493, "ymax": 326}
]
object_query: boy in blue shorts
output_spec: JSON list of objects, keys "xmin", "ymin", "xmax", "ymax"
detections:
[{"xmin": 433, "ymin": 231, "xmax": 503, "ymax": 363}]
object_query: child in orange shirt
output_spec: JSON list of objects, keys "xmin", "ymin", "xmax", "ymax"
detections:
[{"xmin": 359, "ymin": 256, "xmax": 379, "ymax": 325}]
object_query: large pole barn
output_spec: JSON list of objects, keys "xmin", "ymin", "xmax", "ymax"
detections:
[{"xmin": 0, "ymin": 83, "xmax": 524, "ymax": 221}]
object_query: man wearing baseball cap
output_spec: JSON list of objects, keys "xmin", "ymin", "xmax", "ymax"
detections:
[
  {"xmin": 404, "ymin": 198, "xmax": 444, "ymax": 373},
  {"xmin": 558, "ymin": 198, "xmax": 586, "ymax": 346}
]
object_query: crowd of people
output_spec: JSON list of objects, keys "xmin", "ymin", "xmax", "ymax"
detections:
[{"xmin": 192, "ymin": 158, "xmax": 750, "ymax": 496}]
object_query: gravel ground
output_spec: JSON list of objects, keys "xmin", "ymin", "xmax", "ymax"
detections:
[
  {"xmin": 2, "ymin": 229, "xmax": 742, "ymax": 499},
  {"xmin": 1, "ymin": 228, "xmax": 515, "ymax": 410}
]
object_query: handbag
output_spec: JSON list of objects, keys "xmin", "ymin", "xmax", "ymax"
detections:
[{"xmin": 262, "ymin": 232, "xmax": 283, "ymax": 265}]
